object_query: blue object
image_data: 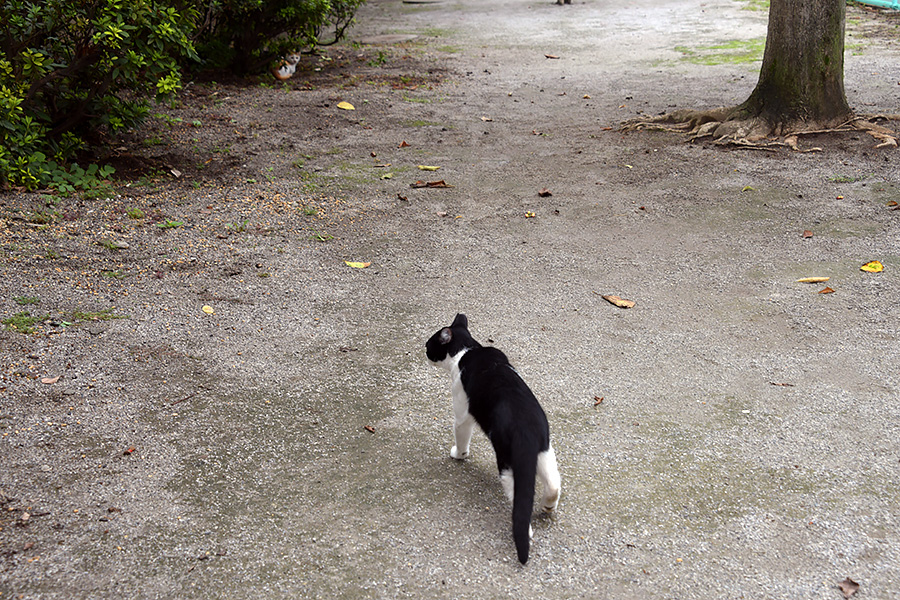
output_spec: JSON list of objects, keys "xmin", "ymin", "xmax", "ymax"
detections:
[{"xmin": 854, "ymin": 0, "xmax": 900, "ymax": 9}]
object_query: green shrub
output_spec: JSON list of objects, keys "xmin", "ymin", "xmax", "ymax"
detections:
[
  {"xmin": 0, "ymin": 0, "xmax": 199, "ymax": 189},
  {"xmin": 195, "ymin": 0, "xmax": 366, "ymax": 74}
]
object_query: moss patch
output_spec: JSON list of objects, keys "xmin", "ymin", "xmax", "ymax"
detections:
[{"xmin": 675, "ymin": 38, "xmax": 765, "ymax": 65}]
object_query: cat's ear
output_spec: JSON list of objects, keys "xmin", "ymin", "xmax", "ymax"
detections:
[
  {"xmin": 451, "ymin": 313, "xmax": 468, "ymax": 329},
  {"xmin": 439, "ymin": 327, "xmax": 453, "ymax": 345}
]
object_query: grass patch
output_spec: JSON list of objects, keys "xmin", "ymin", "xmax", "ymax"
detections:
[
  {"xmin": 13, "ymin": 296, "xmax": 39, "ymax": 306},
  {"xmin": 2, "ymin": 311, "xmax": 50, "ymax": 334},
  {"xmin": 739, "ymin": 0, "xmax": 769, "ymax": 10},
  {"xmin": 675, "ymin": 38, "xmax": 765, "ymax": 65},
  {"xmin": 156, "ymin": 219, "xmax": 184, "ymax": 229},
  {"xmin": 3, "ymin": 308, "xmax": 128, "ymax": 334},
  {"xmin": 828, "ymin": 174, "xmax": 863, "ymax": 183},
  {"xmin": 400, "ymin": 93, "xmax": 433, "ymax": 104},
  {"xmin": 402, "ymin": 119, "xmax": 445, "ymax": 127}
]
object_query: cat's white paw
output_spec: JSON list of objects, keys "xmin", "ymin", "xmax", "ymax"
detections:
[
  {"xmin": 542, "ymin": 488, "xmax": 560, "ymax": 513},
  {"xmin": 450, "ymin": 446, "xmax": 468, "ymax": 460}
]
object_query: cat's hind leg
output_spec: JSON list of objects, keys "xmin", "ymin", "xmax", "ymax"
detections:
[
  {"xmin": 537, "ymin": 445, "xmax": 561, "ymax": 513},
  {"xmin": 450, "ymin": 414, "xmax": 475, "ymax": 459}
]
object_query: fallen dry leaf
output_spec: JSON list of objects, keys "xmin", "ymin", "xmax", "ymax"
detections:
[
  {"xmin": 336, "ymin": 101, "xmax": 355, "ymax": 110},
  {"xmin": 344, "ymin": 261, "xmax": 371, "ymax": 269},
  {"xmin": 480, "ymin": 116, "xmax": 493, "ymax": 122},
  {"xmin": 364, "ymin": 425, "xmax": 376, "ymax": 433},
  {"xmin": 602, "ymin": 295, "xmax": 635, "ymax": 309},
  {"xmin": 202, "ymin": 305, "xmax": 215, "ymax": 315},
  {"xmin": 40, "ymin": 376, "xmax": 59, "ymax": 385},
  {"xmin": 860, "ymin": 260, "xmax": 884, "ymax": 273},
  {"xmin": 524, "ymin": 211, "xmax": 536, "ymax": 218},
  {"xmin": 123, "ymin": 446, "xmax": 136, "ymax": 455},
  {"xmin": 818, "ymin": 287, "xmax": 835, "ymax": 294},
  {"xmin": 545, "ymin": 54, "xmax": 560, "ymax": 59},
  {"xmin": 538, "ymin": 188, "xmax": 552, "ymax": 197},
  {"xmin": 380, "ymin": 172, "xmax": 393, "ymax": 180},
  {"xmin": 583, "ymin": 94, "xmax": 591, "ymax": 99},
  {"xmin": 796, "ymin": 277, "xmax": 830, "ymax": 283},
  {"xmin": 802, "ymin": 230, "xmax": 814, "ymax": 238},
  {"xmin": 593, "ymin": 396, "xmax": 604, "ymax": 406},
  {"xmin": 397, "ymin": 193, "xmax": 408, "ymax": 201},
  {"xmin": 837, "ymin": 577, "xmax": 860, "ymax": 599},
  {"xmin": 410, "ymin": 180, "xmax": 454, "ymax": 188},
  {"xmin": 437, "ymin": 211, "xmax": 449, "ymax": 217},
  {"xmin": 769, "ymin": 382, "xmax": 795, "ymax": 387},
  {"xmin": 417, "ymin": 165, "xmax": 441, "ymax": 171},
  {"xmin": 398, "ymin": 141, "xmax": 410, "ymax": 148}
]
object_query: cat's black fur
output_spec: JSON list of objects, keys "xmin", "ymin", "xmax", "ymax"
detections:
[{"xmin": 426, "ymin": 313, "xmax": 560, "ymax": 564}]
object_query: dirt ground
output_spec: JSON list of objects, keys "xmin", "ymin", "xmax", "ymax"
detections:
[{"xmin": 2, "ymin": 0, "xmax": 900, "ymax": 598}]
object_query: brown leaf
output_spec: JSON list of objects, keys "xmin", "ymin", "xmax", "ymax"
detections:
[
  {"xmin": 397, "ymin": 193, "xmax": 408, "ymax": 201},
  {"xmin": 837, "ymin": 578, "xmax": 859, "ymax": 599},
  {"xmin": 602, "ymin": 295, "xmax": 635, "ymax": 309},
  {"xmin": 545, "ymin": 54, "xmax": 560, "ymax": 59},
  {"xmin": 40, "ymin": 376, "xmax": 60, "ymax": 385},
  {"xmin": 796, "ymin": 277, "xmax": 830, "ymax": 283},
  {"xmin": 538, "ymin": 188, "xmax": 552, "ymax": 197},
  {"xmin": 593, "ymin": 396, "xmax": 604, "ymax": 406},
  {"xmin": 364, "ymin": 425, "xmax": 375, "ymax": 433},
  {"xmin": 802, "ymin": 230, "xmax": 814, "ymax": 238},
  {"xmin": 410, "ymin": 180, "xmax": 453, "ymax": 189},
  {"xmin": 818, "ymin": 287, "xmax": 835, "ymax": 294},
  {"xmin": 398, "ymin": 141, "xmax": 410, "ymax": 148}
]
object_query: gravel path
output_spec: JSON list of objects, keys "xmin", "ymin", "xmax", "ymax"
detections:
[{"xmin": 2, "ymin": 0, "xmax": 899, "ymax": 598}]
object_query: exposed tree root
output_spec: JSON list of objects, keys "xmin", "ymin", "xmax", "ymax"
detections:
[{"xmin": 622, "ymin": 108, "xmax": 899, "ymax": 151}]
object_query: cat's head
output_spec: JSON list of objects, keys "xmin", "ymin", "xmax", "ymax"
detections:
[{"xmin": 425, "ymin": 313, "xmax": 477, "ymax": 365}]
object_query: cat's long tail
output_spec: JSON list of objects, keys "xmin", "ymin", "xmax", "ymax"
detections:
[{"xmin": 511, "ymin": 452, "xmax": 537, "ymax": 564}]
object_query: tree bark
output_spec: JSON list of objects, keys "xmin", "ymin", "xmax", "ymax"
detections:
[{"xmin": 735, "ymin": 0, "xmax": 852, "ymax": 133}]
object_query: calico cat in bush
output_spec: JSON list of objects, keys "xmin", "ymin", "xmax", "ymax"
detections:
[{"xmin": 426, "ymin": 313, "xmax": 561, "ymax": 564}]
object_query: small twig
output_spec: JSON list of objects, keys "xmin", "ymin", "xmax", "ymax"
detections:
[{"xmin": 171, "ymin": 391, "xmax": 199, "ymax": 406}]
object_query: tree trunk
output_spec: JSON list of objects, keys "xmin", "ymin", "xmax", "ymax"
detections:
[{"xmin": 736, "ymin": 0, "xmax": 852, "ymax": 133}]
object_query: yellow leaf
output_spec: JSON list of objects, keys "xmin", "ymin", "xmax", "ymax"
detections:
[
  {"xmin": 202, "ymin": 305, "xmax": 214, "ymax": 315},
  {"xmin": 336, "ymin": 101, "xmax": 355, "ymax": 110},
  {"xmin": 796, "ymin": 277, "xmax": 830, "ymax": 283},
  {"xmin": 417, "ymin": 165, "xmax": 441, "ymax": 171},
  {"xmin": 345, "ymin": 261, "xmax": 371, "ymax": 269},
  {"xmin": 524, "ymin": 211, "xmax": 536, "ymax": 218},
  {"xmin": 602, "ymin": 295, "xmax": 635, "ymax": 309},
  {"xmin": 860, "ymin": 260, "xmax": 884, "ymax": 273},
  {"xmin": 381, "ymin": 172, "xmax": 393, "ymax": 180}
]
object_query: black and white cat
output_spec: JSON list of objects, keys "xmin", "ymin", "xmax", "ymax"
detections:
[{"xmin": 426, "ymin": 313, "xmax": 561, "ymax": 564}]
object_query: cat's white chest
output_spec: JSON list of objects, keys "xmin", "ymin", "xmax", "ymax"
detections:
[{"xmin": 443, "ymin": 349, "xmax": 470, "ymax": 421}]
